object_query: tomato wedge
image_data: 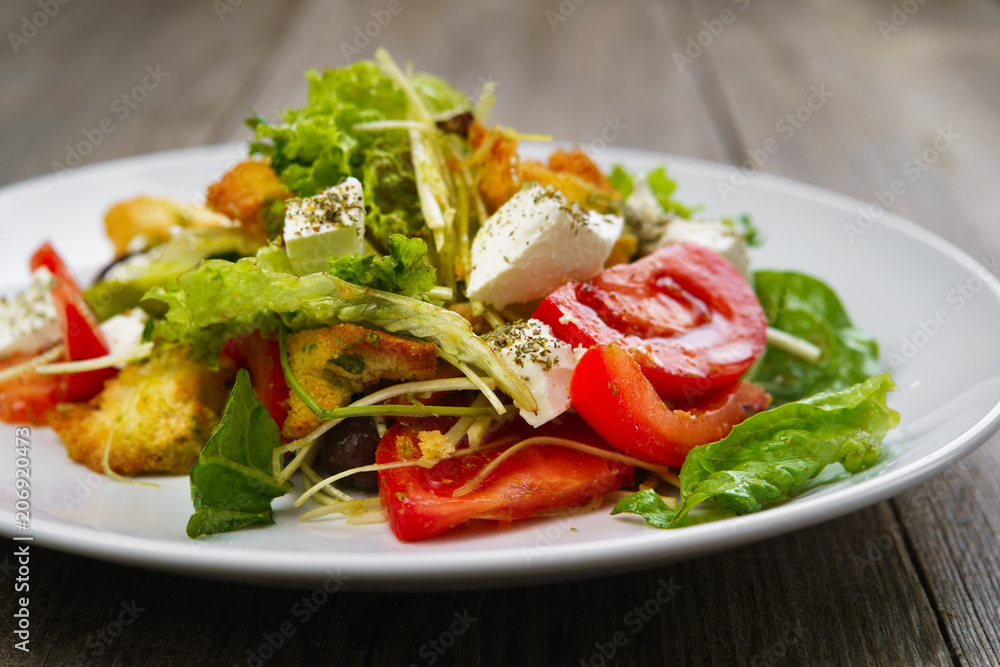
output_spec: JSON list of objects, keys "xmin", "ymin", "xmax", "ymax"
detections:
[
  {"xmin": 219, "ymin": 332, "xmax": 290, "ymax": 428},
  {"xmin": 29, "ymin": 242, "xmax": 116, "ymax": 402},
  {"xmin": 376, "ymin": 416, "xmax": 634, "ymax": 540},
  {"xmin": 570, "ymin": 344, "xmax": 770, "ymax": 467},
  {"xmin": 0, "ymin": 353, "xmax": 63, "ymax": 425},
  {"xmin": 534, "ymin": 242, "xmax": 766, "ymax": 404}
]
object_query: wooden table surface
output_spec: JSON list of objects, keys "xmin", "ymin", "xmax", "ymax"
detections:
[{"xmin": 2, "ymin": 0, "xmax": 1000, "ymax": 664}]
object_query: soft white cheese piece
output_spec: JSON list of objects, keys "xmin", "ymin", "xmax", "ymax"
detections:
[
  {"xmin": 626, "ymin": 176, "xmax": 752, "ymax": 282},
  {"xmin": 487, "ymin": 318, "xmax": 585, "ymax": 427},
  {"xmin": 284, "ymin": 177, "xmax": 366, "ymax": 276},
  {"xmin": 99, "ymin": 309, "xmax": 149, "ymax": 357},
  {"xmin": 467, "ymin": 184, "xmax": 624, "ymax": 309},
  {"xmin": 0, "ymin": 267, "xmax": 61, "ymax": 359}
]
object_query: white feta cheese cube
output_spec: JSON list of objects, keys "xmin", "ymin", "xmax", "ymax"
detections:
[
  {"xmin": 0, "ymin": 267, "xmax": 61, "ymax": 359},
  {"xmin": 487, "ymin": 318, "xmax": 584, "ymax": 427},
  {"xmin": 284, "ymin": 177, "xmax": 366, "ymax": 276},
  {"xmin": 467, "ymin": 184, "xmax": 624, "ymax": 309}
]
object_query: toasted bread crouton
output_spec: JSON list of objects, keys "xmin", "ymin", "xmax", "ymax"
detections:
[
  {"xmin": 48, "ymin": 348, "xmax": 229, "ymax": 476},
  {"xmin": 104, "ymin": 197, "xmax": 232, "ymax": 258},
  {"xmin": 468, "ymin": 122, "xmax": 620, "ymax": 214},
  {"xmin": 206, "ymin": 161, "xmax": 290, "ymax": 243},
  {"xmin": 283, "ymin": 325, "xmax": 438, "ymax": 439},
  {"xmin": 520, "ymin": 148, "xmax": 621, "ymax": 214}
]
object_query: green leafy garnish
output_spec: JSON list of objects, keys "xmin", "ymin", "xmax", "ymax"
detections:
[
  {"xmin": 749, "ymin": 271, "xmax": 882, "ymax": 404},
  {"xmin": 722, "ymin": 214, "xmax": 763, "ymax": 247},
  {"xmin": 613, "ymin": 373, "xmax": 899, "ymax": 528},
  {"xmin": 646, "ymin": 166, "xmax": 696, "ymax": 219},
  {"xmin": 608, "ymin": 164, "xmax": 634, "ymax": 199},
  {"xmin": 329, "ymin": 234, "xmax": 436, "ymax": 297},
  {"xmin": 144, "ymin": 255, "xmax": 536, "ymax": 412},
  {"xmin": 186, "ymin": 369, "xmax": 292, "ymax": 538}
]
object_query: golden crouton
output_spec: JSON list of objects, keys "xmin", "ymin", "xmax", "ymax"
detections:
[
  {"xmin": 282, "ymin": 324, "xmax": 438, "ymax": 439},
  {"xmin": 48, "ymin": 348, "xmax": 229, "ymax": 476},
  {"xmin": 520, "ymin": 148, "xmax": 621, "ymax": 214},
  {"xmin": 205, "ymin": 161, "xmax": 290, "ymax": 243},
  {"xmin": 468, "ymin": 122, "xmax": 621, "ymax": 214},
  {"xmin": 104, "ymin": 197, "xmax": 232, "ymax": 258}
]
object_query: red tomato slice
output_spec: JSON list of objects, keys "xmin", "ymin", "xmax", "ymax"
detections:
[
  {"xmin": 570, "ymin": 344, "xmax": 770, "ymax": 467},
  {"xmin": 30, "ymin": 242, "xmax": 116, "ymax": 402},
  {"xmin": 29, "ymin": 241, "xmax": 84, "ymax": 294},
  {"xmin": 376, "ymin": 416, "xmax": 634, "ymax": 541},
  {"xmin": 220, "ymin": 332, "xmax": 290, "ymax": 428},
  {"xmin": 534, "ymin": 242, "xmax": 766, "ymax": 403},
  {"xmin": 0, "ymin": 354, "xmax": 62, "ymax": 425},
  {"xmin": 243, "ymin": 332, "xmax": 290, "ymax": 428}
]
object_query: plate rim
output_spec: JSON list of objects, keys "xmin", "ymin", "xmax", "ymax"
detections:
[{"xmin": 2, "ymin": 141, "xmax": 999, "ymax": 589}]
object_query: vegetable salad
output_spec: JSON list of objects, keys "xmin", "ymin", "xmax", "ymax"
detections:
[{"xmin": 0, "ymin": 49, "xmax": 897, "ymax": 541}]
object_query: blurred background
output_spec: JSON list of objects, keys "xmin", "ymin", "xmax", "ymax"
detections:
[
  {"xmin": 2, "ymin": 1, "xmax": 1000, "ymax": 664},
  {"xmin": 2, "ymin": 0, "xmax": 997, "ymax": 251}
]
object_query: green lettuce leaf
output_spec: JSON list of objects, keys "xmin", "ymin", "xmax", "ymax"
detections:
[
  {"xmin": 85, "ymin": 228, "xmax": 262, "ymax": 321},
  {"xmin": 144, "ymin": 255, "xmax": 535, "ymax": 411},
  {"xmin": 608, "ymin": 164, "xmax": 634, "ymax": 199},
  {"xmin": 329, "ymin": 234, "xmax": 436, "ymax": 297},
  {"xmin": 247, "ymin": 61, "xmax": 468, "ymax": 253},
  {"xmin": 646, "ymin": 166, "xmax": 695, "ymax": 219},
  {"xmin": 749, "ymin": 271, "xmax": 882, "ymax": 403},
  {"xmin": 613, "ymin": 373, "xmax": 899, "ymax": 528},
  {"xmin": 187, "ymin": 369, "xmax": 292, "ymax": 538}
]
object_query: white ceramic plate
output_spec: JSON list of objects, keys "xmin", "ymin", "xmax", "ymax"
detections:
[{"xmin": 2, "ymin": 143, "xmax": 999, "ymax": 591}]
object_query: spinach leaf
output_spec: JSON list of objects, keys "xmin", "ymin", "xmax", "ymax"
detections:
[
  {"xmin": 749, "ymin": 271, "xmax": 882, "ymax": 404},
  {"xmin": 612, "ymin": 373, "xmax": 898, "ymax": 528},
  {"xmin": 187, "ymin": 369, "xmax": 292, "ymax": 538}
]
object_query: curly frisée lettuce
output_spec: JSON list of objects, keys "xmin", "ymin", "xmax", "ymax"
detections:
[
  {"xmin": 187, "ymin": 369, "xmax": 292, "ymax": 538},
  {"xmin": 247, "ymin": 60, "xmax": 469, "ymax": 253},
  {"xmin": 612, "ymin": 373, "xmax": 899, "ymax": 528},
  {"xmin": 329, "ymin": 233, "xmax": 436, "ymax": 297},
  {"xmin": 143, "ymin": 254, "xmax": 536, "ymax": 412}
]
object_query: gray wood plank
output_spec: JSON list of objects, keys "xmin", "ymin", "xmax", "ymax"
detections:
[
  {"xmin": 213, "ymin": 0, "xmax": 732, "ymax": 162},
  {"xmin": 688, "ymin": 0, "xmax": 1000, "ymax": 663},
  {"xmin": 0, "ymin": 0, "xmax": 299, "ymax": 187}
]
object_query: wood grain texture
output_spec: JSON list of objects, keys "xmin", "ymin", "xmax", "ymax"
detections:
[{"xmin": 1, "ymin": 0, "xmax": 999, "ymax": 664}]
